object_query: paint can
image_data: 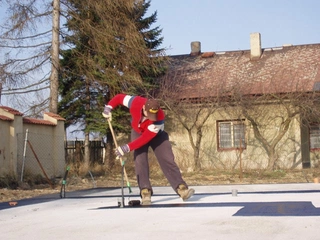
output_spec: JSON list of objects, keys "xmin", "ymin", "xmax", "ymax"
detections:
[{"xmin": 232, "ymin": 189, "xmax": 238, "ymax": 197}]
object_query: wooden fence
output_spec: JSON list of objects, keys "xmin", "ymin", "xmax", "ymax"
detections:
[{"xmin": 65, "ymin": 140, "xmax": 105, "ymax": 164}]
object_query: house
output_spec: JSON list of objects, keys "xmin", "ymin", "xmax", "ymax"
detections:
[{"xmin": 162, "ymin": 33, "xmax": 320, "ymax": 170}]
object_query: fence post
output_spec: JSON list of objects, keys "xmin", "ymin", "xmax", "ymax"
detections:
[{"xmin": 20, "ymin": 129, "xmax": 29, "ymax": 182}]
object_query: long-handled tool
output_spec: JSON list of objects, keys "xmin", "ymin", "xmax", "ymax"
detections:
[{"xmin": 107, "ymin": 118, "xmax": 132, "ymax": 194}]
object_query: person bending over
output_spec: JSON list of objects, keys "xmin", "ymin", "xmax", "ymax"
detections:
[{"xmin": 102, "ymin": 93, "xmax": 195, "ymax": 205}]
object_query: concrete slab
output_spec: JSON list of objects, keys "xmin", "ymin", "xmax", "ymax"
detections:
[{"xmin": 0, "ymin": 183, "xmax": 319, "ymax": 240}]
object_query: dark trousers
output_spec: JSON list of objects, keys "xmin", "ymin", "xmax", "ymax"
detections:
[{"xmin": 131, "ymin": 129, "xmax": 187, "ymax": 194}]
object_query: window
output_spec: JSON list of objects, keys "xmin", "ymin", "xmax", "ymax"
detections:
[
  {"xmin": 217, "ymin": 120, "xmax": 246, "ymax": 150},
  {"xmin": 310, "ymin": 125, "xmax": 320, "ymax": 150}
]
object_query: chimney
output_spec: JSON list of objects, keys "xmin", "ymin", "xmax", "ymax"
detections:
[
  {"xmin": 190, "ymin": 41, "xmax": 201, "ymax": 56},
  {"xmin": 250, "ymin": 33, "xmax": 261, "ymax": 60}
]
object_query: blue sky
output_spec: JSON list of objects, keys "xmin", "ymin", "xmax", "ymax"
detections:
[
  {"xmin": 1, "ymin": 0, "xmax": 319, "ymax": 139},
  {"xmin": 147, "ymin": 0, "xmax": 320, "ymax": 55}
]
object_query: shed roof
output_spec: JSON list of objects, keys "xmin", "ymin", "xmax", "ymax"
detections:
[
  {"xmin": 0, "ymin": 115, "xmax": 13, "ymax": 121},
  {"xmin": 44, "ymin": 112, "xmax": 65, "ymax": 121},
  {"xmin": 0, "ymin": 106, "xmax": 23, "ymax": 116}
]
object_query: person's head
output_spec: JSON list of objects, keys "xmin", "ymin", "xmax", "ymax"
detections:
[{"xmin": 143, "ymin": 99, "xmax": 160, "ymax": 121}]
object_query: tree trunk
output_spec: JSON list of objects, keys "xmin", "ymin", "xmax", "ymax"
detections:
[
  {"xmin": 49, "ymin": 0, "xmax": 60, "ymax": 113},
  {"xmin": 266, "ymin": 149, "xmax": 278, "ymax": 170},
  {"xmin": 194, "ymin": 127, "xmax": 202, "ymax": 171},
  {"xmin": 104, "ymin": 132, "xmax": 115, "ymax": 171},
  {"xmin": 83, "ymin": 132, "xmax": 90, "ymax": 172}
]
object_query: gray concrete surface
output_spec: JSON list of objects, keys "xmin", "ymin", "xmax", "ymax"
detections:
[{"xmin": 1, "ymin": 183, "xmax": 320, "ymax": 240}]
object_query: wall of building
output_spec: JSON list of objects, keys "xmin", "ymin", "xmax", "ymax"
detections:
[
  {"xmin": 0, "ymin": 118, "xmax": 13, "ymax": 175},
  {"xmin": 0, "ymin": 107, "xmax": 65, "ymax": 179},
  {"xmin": 168, "ymin": 103, "xmax": 306, "ymax": 170}
]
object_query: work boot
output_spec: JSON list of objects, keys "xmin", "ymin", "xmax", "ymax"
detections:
[
  {"xmin": 177, "ymin": 184, "xmax": 195, "ymax": 201},
  {"xmin": 141, "ymin": 189, "xmax": 151, "ymax": 205}
]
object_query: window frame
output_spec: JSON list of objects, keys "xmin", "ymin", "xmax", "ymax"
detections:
[
  {"xmin": 309, "ymin": 123, "xmax": 320, "ymax": 151},
  {"xmin": 217, "ymin": 119, "xmax": 246, "ymax": 151}
]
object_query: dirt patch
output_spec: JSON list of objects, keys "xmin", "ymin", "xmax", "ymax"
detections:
[{"xmin": 1, "ymin": 168, "xmax": 320, "ymax": 203}]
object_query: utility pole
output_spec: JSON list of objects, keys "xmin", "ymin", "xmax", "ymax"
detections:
[{"xmin": 49, "ymin": 0, "xmax": 60, "ymax": 113}]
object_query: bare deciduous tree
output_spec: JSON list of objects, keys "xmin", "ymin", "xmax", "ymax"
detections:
[
  {"xmin": 49, "ymin": 0, "xmax": 60, "ymax": 113},
  {"xmin": 0, "ymin": 0, "xmax": 65, "ymax": 116},
  {"xmin": 228, "ymin": 75, "xmax": 320, "ymax": 170},
  {"xmin": 158, "ymin": 64, "xmax": 226, "ymax": 171}
]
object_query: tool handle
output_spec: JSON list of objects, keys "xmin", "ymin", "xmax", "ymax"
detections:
[{"xmin": 107, "ymin": 118, "xmax": 132, "ymax": 193}]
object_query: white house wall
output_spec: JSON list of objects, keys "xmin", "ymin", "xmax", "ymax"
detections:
[{"xmin": 169, "ymin": 103, "xmax": 303, "ymax": 170}]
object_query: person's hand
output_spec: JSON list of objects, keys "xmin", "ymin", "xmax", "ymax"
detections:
[
  {"xmin": 102, "ymin": 105, "xmax": 112, "ymax": 120},
  {"xmin": 115, "ymin": 144, "xmax": 130, "ymax": 157}
]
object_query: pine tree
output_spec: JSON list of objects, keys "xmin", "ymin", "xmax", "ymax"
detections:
[
  {"xmin": 132, "ymin": 0, "xmax": 167, "ymax": 96},
  {"xmin": 58, "ymin": 0, "xmax": 165, "ymax": 170}
]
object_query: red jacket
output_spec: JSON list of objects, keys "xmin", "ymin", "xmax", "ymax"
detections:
[{"xmin": 107, "ymin": 94, "xmax": 165, "ymax": 151}]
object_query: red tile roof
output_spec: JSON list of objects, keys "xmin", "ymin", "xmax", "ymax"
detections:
[
  {"xmin": 165, "ymin": 44, "xmax": 320, "ymax": 100},
  {"xmin": 44, "ymin": 112, "xmax": 65, "ymax": 121},
  {"xmin": 0, "ymin": 106, "xmax": 23, "ymax": 116},
  {"xmin": 0, "ymin": 115, "xmax": 13, "ymax": 121},
  {"xmin": 23, "ymin": 117, "xmax": 56, "ymax": 126}
]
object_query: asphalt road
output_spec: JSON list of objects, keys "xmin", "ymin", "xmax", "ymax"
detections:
[{"xmin": 1, "ymin": 183, "xmax": 319, "ymax": 240}]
